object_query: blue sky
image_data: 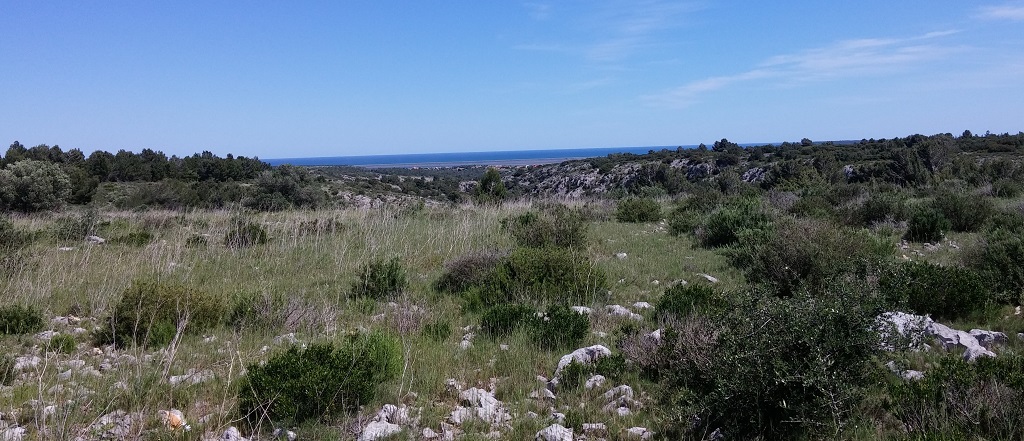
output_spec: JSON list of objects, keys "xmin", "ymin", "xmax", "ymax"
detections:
[{"xmin": 2, "ymin": 1, "xmax": 1023, "ymax": 159}]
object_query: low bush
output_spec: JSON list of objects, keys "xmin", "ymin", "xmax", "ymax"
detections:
[
  {"xmin": 94, "ymin": 277, "xmax": 225, "ymax": 348},
  {"xmin": 501, "ymin": 205, "xmax": 587, "ymax": 249},
  {"xmin": 50, "ymin": 210, "xmax": 98, "ymax": 242},
  {"xmin": 0, "ymin": 217, "xmax": 31, "ymax": 252},
  {"xmin": 110, "ymin": 230, "xmax": 154, "ymax": 246},
  {"xmin": 903, "ymin": 206, "xmax": 949, "ymax": 243},
  {"xmin": 851, "ymin": 191, "xmax": 908, "ymax": 226},
  {"xmin": 421, "ymin": 319, "xmax": 452, "ymax": 342},
  {"xmin": 932, "ymin": 191, "xmax": 992, "ymax": 232},
  {"xmin": 615, "ymin": 197, "xmax": 662, "ymax": 223},
  {"xmin": 654, "ymin": 283, "xmax": 726, "ymax": 320},
  {"xmin": 45, "ymin": 334, "xmax": 77, "ymax": 354},
  {"xmin": 480, "ymin": 304, "xmax": 534, "ymax": 337},
  {"xmin": 992, "ymin": 178, "xmax": 1021, "ymax": 198},
  {"xmin": 666, "ymin": 205, "xmax": 700, "ymax": 236},
  {"xmin": 558, "ymin": 353, "xmax": 627, "ymax": 390},
  {"xmin": 0, "ymin": 304, "xmax": 44, "ymax": 335},
  {"xmin": 0, "ymin": 356, "xmax": 13, "ymax": 386},
  {"xmin": 880, "ymin": 261, "xmax": 992, "ymax": 320},
  {"xmin": 228, "ymin": 291, "xmax": 286, "ymax": 333},
  {"xmin": 695, "ymin": 199, "xmax": 772, "ymax": 248},
  {"xmin": 967, "ymin": 228, "xmax": 1024, "ymax": 297},
  {"xmin": 238, "ymin": 332, "xmax": 402, "ymax": 427},
  {"xmin": 729, "ymin": 218, "xmax": 892, "ymax": 297},
  {"xmin": 351, "ymin": 257, "xmax": 407, "ymax": 299},
  {"xmin": 481, "ymin": 246, "xmax": 607, "ymax": 305},
  {"xmin": 433, "ymin": 250, "xmax": 505, "ymax": 294},
  {"xmin": 529, "ymin": 303, "xmax": 589, "ymax": 351},
  {"xmin": 887, "ymin": 354, "xmax": 1024, "ymax": 440},
  {"xmin": 657, "ymin": 285, "xmax": 885, "ymax": 439},
  {"xmin": 185, "ymin": 234, "xmax": 208, "ymax": 248},
  {"xmin": 223, "ymin": 220, "xmax": 269, "ymax": 248}
]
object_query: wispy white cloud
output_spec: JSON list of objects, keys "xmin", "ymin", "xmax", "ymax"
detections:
[
  {"xmin": 523, "ymin": 2, "xmax": 552, "ymax": 21},
  {"xmin": 516, "ymin": 1, "xmax": 704, "ymax": 63},
  {"xmin": 975, "ymin": 4, "xmax": 1024, "ymax": 20},
  {"xmin": 645, "ymin": 31, "xmax": 962, "ymax": 108}
]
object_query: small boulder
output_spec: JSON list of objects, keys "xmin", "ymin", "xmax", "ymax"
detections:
[
  {"xmin": 554, "ymin": 345, "xmax": 612, "ymax": 377},
  {"xmin": 626, "ymin": 426, "xmax": 654, "ymax": 440},
  {"xmin": 85, "ymin": 235, "xmax": 106, "ymax": 245},
  {"xmin": 697, "ymin": 273, "xmax": 719, "ymax": 284},
  {"xmin": 358, "ymin": 421, "xmax": 401, "ymax": 441},
  {"xmin": 535, "ymin": 424, "xmax": 573, "ymax": 441}
]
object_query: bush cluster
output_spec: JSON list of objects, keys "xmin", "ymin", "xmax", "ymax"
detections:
[
  {"xmin": 654, "ymin": 286, "xmax": 884, "ymax": 439},
  {"xmin": 931, "ymin": 191, "xmax": 992, "ymax": 232},
  {"xmin": 0, "ymin": 304, "xmax": 44, "ymax": 335},
  {"xmin": 483, "ymin": 246, "xmax": 607, "ymax": 305},
  {"xmin": 432, "ymin": 250, "xmax": 505, "ymax": 294},
  {"xmin": 238, "ymin": 333, "xmax": 402, "ymax": 427},
  {"xmin": 0, "ymin": 217, "xmax": 31, "ymax": 252},
  {"xmin": 501, "ymin": 205, "xmax": 587, "ymax": 249},
  {"xmin": 888, "ymin": 354, "xmax": 1024, "ymax": 440},
  {"xmin": 351, "ymin": 257, "xmax": 407, "ymax": 299},
  {"xmin": 729, "ymin": 218, "xmax": 892, "ymax": 297},
  {"xmin": 480, "ymin": 303, "xmax": 589, "ymax": 350},
  {"xmin": 94, "ymin": 277, "xmax": 224, "ymax": 348},
  {"xmin": 695, "ymin": 199, "xmax": 772, "ymax": 248},
  {"xmin": 615, "ymin": 197, "xmax": 661, "ymax": 223},
  {"xmin": 903, "ymin": 206, "xmax": 949, "ymax": 243},
  {"xmin": 224, "ymin": 220, "xmax": 269, "ymax": 248},
  {"xmin": 880, "ymin": 261, "xmax": 992, "ymax": 320},
  {"xmin": 654, "ymin": 283, "xmax": 726, "ymax": 320},
  {"xmin": 558, "ymin": 354, "xmax": 627, "ymax": 390},
  {"xmin": 0, "ymin": 356, "xmax": 13, "ymax": 386},
  {"xmin": 967, "ymin": 227, "xmax": 1024, "ymax": 298}
]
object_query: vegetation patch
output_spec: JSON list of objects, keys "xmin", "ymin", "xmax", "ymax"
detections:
[{"xmin": 94, "ymin": 277, "xmax": 225, "ymax": 348}]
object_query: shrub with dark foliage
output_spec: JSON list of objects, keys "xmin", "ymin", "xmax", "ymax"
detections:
[
  {"xmin": 904, "ymin": 207, "xmax": 949, "ymax": 243},
  {"xmin": 351, "ymin": 257, "xmax": 407, "ymax": 299},
  {"xmin": 480, "ymin": 303, "xmax": 534, "ymax": 337},
  {"xmin": 615, "ymin": 197, "xmax": 662, "ymax": 223},
  {"xmin": 501, "ymin": 205, "xmax": 587, "ymax": 249},
  {"xmin": 224, "ymin": 220, "xmax": 269, "ymax": 248},
  {"xmin": 94, "ymin": 277, "xmax": 224, "ymax": 348},
  {"xmin": 238, "ymin": 333, "xmax": 402, "ymax": 427},
  {"xmin": 0, "ymin": 304, "xmax": 44, "ymax": 335},
  {"xmin": 880, "ymin": 260, "xmax": 992, "ymax": 320},
  {"xmin": 529, "ymin": 303, "xmax": 589, "ymax": 350}
]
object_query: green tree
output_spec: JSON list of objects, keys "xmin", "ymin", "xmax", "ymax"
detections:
[
  {"xmin": 0, "ymin": 160, "xmax": 71, "ymax": 212},
  {"xmin": 474, "ymin": 167, "xmax": 508, "ymax": 204}
]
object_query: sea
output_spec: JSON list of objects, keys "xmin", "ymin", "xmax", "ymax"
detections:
[{"xmin": 264, "ymin": 145, "xmax": 695, "ymax": 168}]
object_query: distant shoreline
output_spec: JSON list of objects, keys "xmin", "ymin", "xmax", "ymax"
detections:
[{"xmin": 265, "ymin": 145, "xmax": 688, "ymax": 168}]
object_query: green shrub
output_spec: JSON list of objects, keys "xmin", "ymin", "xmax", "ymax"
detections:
[
  {"xmin": 0, "ymin": 304, "xmax": 44, "ymax": 335},
  {"xmin": 110, "ymin": 230, "xmax": 154, "ymax": 247},
  {"xmin": 658, "ymin": 285, "xmax": 884, "ymax": 439},
  {"xmin": 421, "ymin": 319, "xmax": 452, "ymax": 342},
  {"xmin": 903, "ymin": 207, "xmax": 949, "ymax": 243},
  {"xmin": 94, "ymin": 277, "xmax": 225, "ymax": 348},
  {"xmin": 351, "ymin": 257, "xmax": 407, "ymax": 299},
  {"xmin": 666, "ymin": 205, "xmax": 700, "ymax": 236},
  {"xmin": 433, "ymin": 250, "xmax": 505, "ymax": 294},
  {"xmin": 238, "ymin": 332, "xmax": 402, "ymax": 427},
  {"xmin": 887, "ymin": 354, "xmax": 1024, "ymax": 440},
  {"xmin": 655, "ymin": 283, "xmax": 725, "ymax": 320},
  {"xmin": 880, "ymin": 261, "xmax": 991, "ymax": 320},
  {"xmin": 852, "ymin": 191, "xmax": 908, "ymax": 226},
  {"xmin": 480, "ymin": 304, "xmax": 534, "ymax": 337},
  {"xmin": 0, "ymin": 356, "xmax": 13, "ymax": 386},
  {"xmin": 788, "ymin": 192, "xmax": 835, "ymax": 219},
  {"xmin": 501, "ymin": 205, "xmax": 587, "ymax": 249},
  {"xmin": 992, "ymin": 178, "xmax": 1021, "ymax": 198},
  {"xmin": 932, "ymin": 191, "xmax": 992, "ymax": 232},
  {"xmin": 185, "ymin": 234, "xmax": 208, "ymax": 248},
  {"xmin": 0, "ymin": 159, "xmax": 71, "ymax": 212},
  {"xmin": 529, "ymin": 303, "xmax": 589, "ymax": 350},
  {"xmin": 696, "ymin": 199, "xmax": 772, "ymax": 248},
  {"xmin": 45, "ymin": 334, "xmax": 77, "ymax": 354},
  {"xmin": 615, "ymin": 197, "xmax": 662, "ymax": 223},
  {"xmin": 558, "ymin": 353, "xmax": 627, "ymax": 390},
  {"xmin": 228, "ymin": 291, "xmax": 286, "ymax": 333},
  {"xmin": 967, "ymin": 228, "xmax": 1024, "ymax": 297},
  {"xmin": 481, "ymin": 246, "xmax": 607, "ymax": 305},
  {"xmin": 50, "ymin": 210, "xmax": 98, "ymax": 242},
  {"xmin": 0, "ymin": 217, "xmax": 31, "ymax": 252},
  {"xmin": 223, "ymin": 220, "xmax": 269, "ymax": 248},
  {"xmin": 729, "ymin": 218, "xmax": 893, "ymax": 297}
]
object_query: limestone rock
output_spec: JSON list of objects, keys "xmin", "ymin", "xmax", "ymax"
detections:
[
  {"xmin": 359, "ymin": 421, "xmax": 401, "ymax": 441},
  {"xmin": 554, "ymin": 345, "xmax": 612, "ymax": 378},
  {"xmin": 535, "ymin": 424, "xmax": 573, "ymax": 441},
  {"xmin": 605, "ymin": 305, "xmax": 642, "ymax": 321},
  {"xmin": 585, "ymin": 374, "xmax": 607, "ymax": 389},
  {"xmin": 85, "ymin": 235, "xmax": 106, "ymax": 245},
  {"xmin": 626, "ymin": 426, "xmax": 654, "ymax": 440}
]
